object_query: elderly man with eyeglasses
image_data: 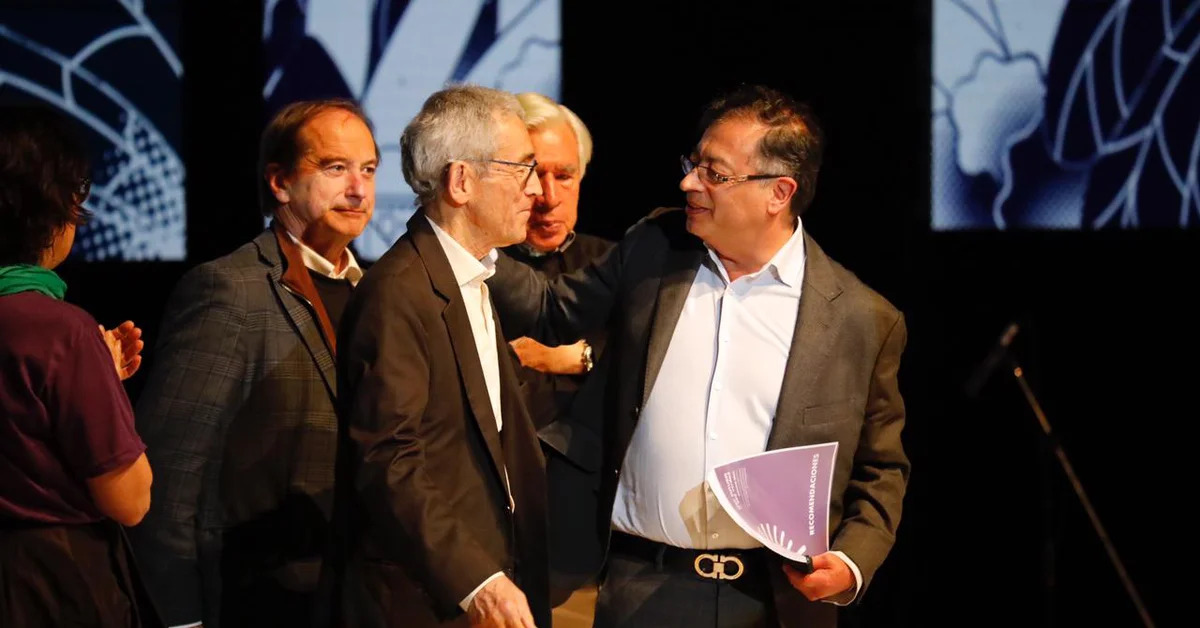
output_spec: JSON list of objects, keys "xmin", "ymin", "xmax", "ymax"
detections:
[
  {"xmin": 488, "ymin": 84, "xmax": 910, "ymax": 628},
  {"xmin": 332, "ymin": 84, "xmax": 551, "ymax": 628}
]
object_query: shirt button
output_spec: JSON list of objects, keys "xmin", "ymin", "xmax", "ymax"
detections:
[
  {"xmin": 709, "ymin": 432, "xmax": 717, "ymax": 440},
  {"xmin": 713, "ymin": 381, "xmax": 722, "ymax": 391},
  {"xmin": 711, "ymin": 533, "xmax": 720, "ymax": 539}
]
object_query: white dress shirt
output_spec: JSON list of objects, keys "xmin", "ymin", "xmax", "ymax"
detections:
[
  {"xmin": 285, "ymin": 230, "xmax": 364, "ymax": 285},
  {"xmin": 426, "ymin": 217, "xmax": 503, "ymax": 430},
  {"xmin": 169, "ymin": 233, "xmax": 364, "ymax": 628},
  {"xmin": 424, "ymin": 217, "xmax": 510, "ymax": 611},
  {"xmin": 610, "ymin": 220, "xmax": 863, "ymax": 604}
]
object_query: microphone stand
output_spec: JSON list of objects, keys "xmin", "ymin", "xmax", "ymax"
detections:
[{"xmin": 971, "ymin": 327, "xmax": 1156, "ymax": 628}]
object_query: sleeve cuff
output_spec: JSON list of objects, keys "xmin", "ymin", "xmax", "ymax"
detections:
[
  {"xmin": 823, "ymin": 550, "xmax": 863, "ymax": 606},
  {"xmin": 168, "ymin": 623, "xmax": 203, "ymax": 628},
  {"xmin": 459, "ymin": 571, "xmax": 506, "ymax": 612}
]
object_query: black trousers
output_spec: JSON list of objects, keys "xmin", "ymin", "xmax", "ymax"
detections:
[{"xmin": 594, "ymin": 534, "xmax": 777, "ymax": 628}]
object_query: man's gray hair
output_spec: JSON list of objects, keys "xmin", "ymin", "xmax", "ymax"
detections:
[
  {"xmin": 516, "ymin": 92, "xmax": 593, "ymax": 177},
  {"xmin": 400, "ymin": 84, "xmax": 525, "ymax": 207}
]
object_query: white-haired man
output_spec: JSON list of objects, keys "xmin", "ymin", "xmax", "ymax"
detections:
[{"xmin": 333, "ymin": 85, "xmax": 550, "ymax": 628}]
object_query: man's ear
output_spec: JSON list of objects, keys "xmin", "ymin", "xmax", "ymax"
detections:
[
  {"xmin": 266, "ymin": 163, "xmax": 291, "ymax": 204},
  {"xmin": 766, "ymin": 176, "xmax": 799, "ymax": 218},
  {"xmin": 445, "ymin": 161, "xmax": 473, "ymax": 206}
]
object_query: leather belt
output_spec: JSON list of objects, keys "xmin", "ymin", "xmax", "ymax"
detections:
[{"xmin": 609, "ymin": 531, "xmax": 767, "ymax": 582}]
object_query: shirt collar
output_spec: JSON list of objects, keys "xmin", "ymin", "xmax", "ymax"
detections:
[
  {"xmin": 285, "ymin": 231, "xmax": 363, "ymax": 285},
  {"xmin": 704, "ymin": 218, "xmax": 807, "ymax": 288},
  {"xmin": 516, "ymin": 230, "xmax": 577, "ymax": 258},
  {"xmin": 425, "ymin": 215, "xmax": 498, "ymax": 287}
]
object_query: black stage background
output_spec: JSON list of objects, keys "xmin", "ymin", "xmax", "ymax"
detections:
[{"xmin": 54, "ymin": 1, "xmax": 1189, "ymax": 625}]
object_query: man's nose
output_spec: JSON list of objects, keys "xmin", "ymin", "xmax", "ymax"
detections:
[
  {"xmin": 680, "ymin": 166, "xmax": 703, "ymax": 193},
  {"xmin": 525, "ymin": 168, "xmax": 544, "ymax": 197},
  {"xmin": 535, "ymin": 172, "xmax": 560, "ymax": 211},
  {"xmin": 346, "ymin": 170, "xmax": 368, "ymax": 201}
]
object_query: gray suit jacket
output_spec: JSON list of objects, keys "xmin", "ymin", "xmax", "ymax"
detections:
[
  {"xmin": 489, "ymin": 208, "xmax": 909, "ymax": 627},
  {"xmin": 130, "ymin": 227, "xmax": 341, "ymax": 627}
]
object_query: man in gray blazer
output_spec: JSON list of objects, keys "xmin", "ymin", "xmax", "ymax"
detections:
[
  {"xmin": 489, "ymin": 85, "xmax": 909, "ymax": 627},
  {"xmin": 130, "ymin": 99, "xmax": 378, "ymax": 627}
]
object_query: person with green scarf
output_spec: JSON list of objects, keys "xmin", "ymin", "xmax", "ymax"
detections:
[{"xmin": 0, "ymin": 105, "xmax": 162, "ymax": 627}]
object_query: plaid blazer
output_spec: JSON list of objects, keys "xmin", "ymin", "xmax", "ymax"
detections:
[{"xmin": 129, "ymin": 226, "xmax": 341, "ymax": 627}]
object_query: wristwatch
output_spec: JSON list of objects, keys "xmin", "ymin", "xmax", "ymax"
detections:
[{"xmin": 580, "ymin": 341, "xmax": 594, "ymax": 373}]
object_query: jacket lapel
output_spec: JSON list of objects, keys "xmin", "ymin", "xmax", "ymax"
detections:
[
  {"xmin": 407, "ymin": 212, "xmax": 508, "ymax": 483},
  {"xmin": 640, "ymin": 244, "xmax": 705, "ymax": 409},
  {"xmin": 765, "ymin": 233, "xmax": 844, "ymax": 450},
  {"xmin": 259, "ymin": 227, "xmax": 338, "ymax": 397}
]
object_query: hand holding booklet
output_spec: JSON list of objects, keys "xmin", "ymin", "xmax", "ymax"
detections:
[{"xmin": 706, "ymin": 442, "xmax": 839, "ymax": 573}]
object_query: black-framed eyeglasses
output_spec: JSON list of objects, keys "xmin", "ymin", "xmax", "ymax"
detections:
[
  {"xmin": 472, "ymin": 158, "xmax": 539, "ymax": 185},
  {"xmin": 681, "ymin": 155, "xmax": 787, "ymax": 186}
]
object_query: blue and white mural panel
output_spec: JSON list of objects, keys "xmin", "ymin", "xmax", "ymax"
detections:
[
  {"xmin": 0, "ymin": 0, "xmax": 185, "ymax": 260},
  {"xmin": 264, "ymin": 0, "xmax": 561, "ymax": 259},
  {"xmin": 933, "ymin": 0, "xmax": 1200, "ymax": 230}
]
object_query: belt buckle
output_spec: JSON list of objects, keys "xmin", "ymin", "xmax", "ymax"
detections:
[{"xmin": 693, "ymin": 553, "xmax": 745, "ymax": 580}]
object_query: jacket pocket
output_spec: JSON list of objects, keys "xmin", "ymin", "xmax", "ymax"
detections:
[{"xmin": 801, "ymin": 399, "xmax": 858, "ymax": 426}]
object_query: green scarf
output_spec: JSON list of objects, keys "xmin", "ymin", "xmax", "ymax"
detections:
[{"xmin": 0, "ymin": 264, "xmax": 67, "ymax": 300}]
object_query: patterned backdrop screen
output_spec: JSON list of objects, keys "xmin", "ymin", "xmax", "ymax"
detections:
[
  {"xmin": 0, "ymin": 0, "xmax": 185, "ymax": 260},
  {"xmin": 263, "ymin": 0, "xmax": 562, "ymax": 260},
  {"xmin": 933, "ymin": 0, "xmax": 1200, "ymax": 230}
]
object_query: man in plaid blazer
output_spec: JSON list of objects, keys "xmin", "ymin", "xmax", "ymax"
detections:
[{"xmin": 129, "ymin": 99, "xmax": 378, "ymax": 628}]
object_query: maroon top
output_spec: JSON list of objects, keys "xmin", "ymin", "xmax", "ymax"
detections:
[{"xmin": 0, "ymin": 292, "xmax": 145, "ymax": 524}]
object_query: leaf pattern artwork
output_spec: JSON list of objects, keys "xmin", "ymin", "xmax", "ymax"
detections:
[{"xmin": 933, "ymin": 0, "xmax": 1200, "ymax": 229}]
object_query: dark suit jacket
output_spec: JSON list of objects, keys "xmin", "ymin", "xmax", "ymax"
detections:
[
  {"xmin": 489, "ymin": 208, "xmax": 910, "ymax": 628},
  {"xmin": 501, "ymin": 233, "xmax": 613, "ymax": 432},
  {"xmin": 501, "ymin": 233, "xmax": 613, "ymax": 605},
  {"xmin": 130, "ymin": 226, "xmax": 343, "ymax": 627},
  {"xmin": 333, "ymin": 211, "xmax": 549, "ymax": 628}
]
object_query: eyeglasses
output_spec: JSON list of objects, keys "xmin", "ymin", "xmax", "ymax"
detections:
[
  {"xmin": 71, "ymin": 176, "xmax": 93, "ymax": 224},
  {"xmin": 472, "ymin": 158, "xmax": 539, "ymax": 186},
  {"xmin": 680, "ymin": 155, "xmax": 787, "ymax": 186}
]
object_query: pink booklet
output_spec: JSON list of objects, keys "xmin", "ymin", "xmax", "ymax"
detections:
[{"xmin": 706, "ymin": 442, "xmax": 839, "ymax": 564}]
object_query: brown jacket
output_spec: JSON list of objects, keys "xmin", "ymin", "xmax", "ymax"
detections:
[{"xmin": 333, "ymin": 211, "xmax": 549, "ymax": 627}]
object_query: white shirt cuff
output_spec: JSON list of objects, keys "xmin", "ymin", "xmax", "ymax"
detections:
[
  {"xmin": 169, "ymin": 623, "xmax": 203, "ymax": 628},
  {"xmin": 459, "ymin": 571, "xmax": 506, "ymax": 612},
  {"xmin": 823, "ymin": 550, "xmax": 863, "ymax": 606}
]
